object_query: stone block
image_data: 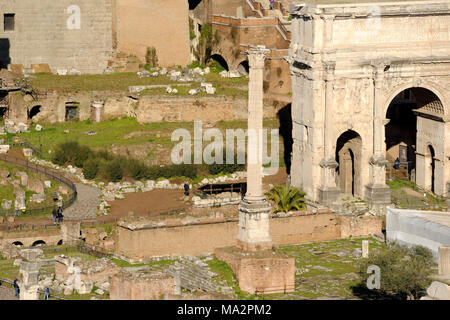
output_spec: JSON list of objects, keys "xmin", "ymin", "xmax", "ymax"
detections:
[
  {"xmin": 31, "ymin": 64, "xmax": 51, "ymax": 74},
  {"xmin": 16, "ymin": 171, "xmax": 28, "ymax": 186},
  {"xmin": 215, "ymin": 246, "xmax": 295, "ymax": 294},
  {"xmin": 23, "ymin": 148, "xmax": 33, "ymax": 157},
  {"xmin": 28, "ymin": 178, "xmax": 44, "ymax": 194},
  {"xmin": 0, "ymin": 145, "xmax": 10, "ymax": 154},
  {"xmin": 77, "ymin": 280, "xmax": 94, "ymax": 295},
  {"xmin": 427, "ymin": 281, "xmax": 450, "ymax": 300},
  {"xmin": 20, "ymin": 249, "xmax": 43, "ymax": 262}
]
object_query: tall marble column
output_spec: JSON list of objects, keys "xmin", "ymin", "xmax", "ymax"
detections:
[
  {"xmin": 237, "ymin": 46, "xmax": 272, "ymax": 252},
  {"xmin": 365, "ymin": 64, "xmax": 391, "ymax": 213},
  {"xmin": 318, "ymin": 62, "xmax": 340, "ymax": 206}
]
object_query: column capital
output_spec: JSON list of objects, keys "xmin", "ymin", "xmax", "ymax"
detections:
[{"xmin": 245, "ymin": 46, "xmax": 270, "ymax": 69}]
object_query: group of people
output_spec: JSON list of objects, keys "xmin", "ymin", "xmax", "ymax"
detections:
[
  {"xmin": 52, "ymin": 206, "xmax": 64, "ymax": 224},
  {"xmin": 13, "ymin": 278, "xmax": 50, "ymax": 300}
]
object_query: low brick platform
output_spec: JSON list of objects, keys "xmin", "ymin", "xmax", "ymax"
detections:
[{"xmin": 215, "ymin": 246, "xmax": 295, "ymax": 294}]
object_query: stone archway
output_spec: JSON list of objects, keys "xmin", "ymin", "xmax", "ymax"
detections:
[
  {"xmin": 384, "ymin": 87, "xmax": 445, "ymax": 194},
  {"xmin": 335, "ymin": 130, "xmax": 362, "ymax": 197},
  {"xmin": 210, "ymin": 53, "xmax": 229, "ymax": 71}
]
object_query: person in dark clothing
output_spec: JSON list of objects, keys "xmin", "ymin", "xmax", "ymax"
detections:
[
  {"xmin": 13, "ymin": 278, "xmax": 19, "ymax": 297},
  {"xmin": 52, "ymin": 207, "xmax": 57, "ymax": 224},
  {"xmin": 57, "ymin": 206, "xmax": 64, "ymax": 223},
  {"xmin": 394, "ymin": 157, "xmax": 400, "ymax": 170},
  {"xmin": 44, "ymin": 287, "xmax": 50, "ymax": 300},
  {"xmin": 184, "ymin": 183, "xmax": 190, "ymax": 196}
]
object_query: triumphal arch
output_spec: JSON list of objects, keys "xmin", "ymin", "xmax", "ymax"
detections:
[{"xmin": 288, "ymin": 0, "xmax": 450, "ymax": 212}]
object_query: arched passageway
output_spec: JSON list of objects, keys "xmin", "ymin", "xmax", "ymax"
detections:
[
  {"xmin": 237, "ymin": 60, "xmax": 249, "ymax": 76},
  {"xmin": 32, "ymin": 240, "xmax": 46, "ymax": 247},
  {"xmin": 210, "ymin": 54, "xmax": 229, "ymax": 71},
  {"xmin": 12, "ymin": 241, "xmax": 23, "ymax": 247},
  {"xmin": 385, "ymin": 87, "xmax": 445, "ymax": 194},
  {"xmin": 28, "ymin": 105, "xmax": 41, "ymax": 119},
  {"xmin": 335, "ymin": 130, "xmax": 362, "ymax": 197}
]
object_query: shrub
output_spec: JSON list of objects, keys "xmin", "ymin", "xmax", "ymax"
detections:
[
  {"xmin": 265, "ymin": 185, "xmax": 306, "ymax": 213},
  {"xmin": 74, "ymin": 145, "xmax": 92, "ymax": 168},
  {"xmin": 357, "ymin": 243, "xmax": 434, "ymax": 300},
  {"xmin": 145, "ymin": 47, "xmax": 158, "ymax": 68},
  {"xmin": 105, "ymin": 159, "xmax": 123, "ymax": 182},
  {"xmin": 82, "ymin": 159, "xmax": 99, "ymax": 180},
  {"xmin": 122, "ymin": 158, "xmax": 146, "ymax": 180}
]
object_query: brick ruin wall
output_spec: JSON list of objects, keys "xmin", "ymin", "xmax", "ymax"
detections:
[
  {"xmin": 8, "ymin": 91, "xmax": 283, "ymax": 124},
  {"xmin": 115, "ymin": 212, "xmax": 382, "ymax": 260}
]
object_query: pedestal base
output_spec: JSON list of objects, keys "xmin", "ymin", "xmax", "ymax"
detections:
[
  {"xmin": 237, "ymin": 198, "xmax": 272, "ymax": 252},
  {"xmin": 318, "ymin": 187, "xmax": 341, "ymax": 207},
  {"xmin": 215, "ymin": 246, "xmax": 295, "ymax": 294},
  {"xmin": 365, "ymin": 184, "xmax": 391, "ymax": 215}
]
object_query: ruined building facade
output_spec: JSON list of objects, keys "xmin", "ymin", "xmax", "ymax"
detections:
[
  {"xmin": 289, "ymin": 1, "xmax": 450, "ymax": 211},
  {"xmin": 0, "ymin": 0, "xmax": 191, "ymax": 73}
]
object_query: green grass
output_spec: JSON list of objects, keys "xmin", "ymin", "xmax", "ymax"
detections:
[
  {"xmin": 16, "ymin": 117, "xmax": 284, "ymax": 165},
  {"xmin": 30, "ymin": 72, "xmax": 176, "ymax": 92},
  {"xmin": 209, "ymin": 237, "xmax": 386, "ymax": 300}
]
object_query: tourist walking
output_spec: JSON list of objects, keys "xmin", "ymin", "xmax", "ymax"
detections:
[
  {"xmin": 57, "ymin": 206, "xmax": 64, "ymax": 223},
  {"xmin": 394, "ymin": 157, "xmax": 400, "ymax": 170},
  {"xmin": 44, "ymin": 287, "xmax": 50, "ymax": 300},
  {"xmin": 13, "ymin": 278, "xmax": 19, "ymax": 297},
  {"xmin": 184, "ymin": 182, "xmax": 190, "ymax": 196},
  {"xmin": 52, "ymin": 207, "xmax": 57, "ymax": 224},
  {"xmin": 270, "ymin": 0, "xmax": 275, "ymax": 10}
]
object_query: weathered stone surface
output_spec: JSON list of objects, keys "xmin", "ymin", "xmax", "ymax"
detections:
[
  {"xmin": 1, "ymin": 242, "xmax": 20, "ymax": 259},
  {"xmin": 0, "ymin": 167, "xmax": 9, "ymax": 180},
  {"xmin": 22, "ymin": 148, "xmax": 33, "ymax": 157},
  {"xmin": 30, "ymin": 193, "xmax": 46, "ymax": 203},
  {"xmin": 77, "ymin": 280, "xmax": 94, "ymax": 295},
  {"xmin": 16, "ymin": 171, "xmax": 28, "ymax": 186},
  {"xmin": 427, "ymin": 281, "xmax": 450, "ymax": 300},
  {"xmin": 27, "ymin": 178, "xmax": 44, "ymax": 194},
  {"xmin": 1, "ymin": 199, "xmax": 12, "ymax": 210},
  {"xmin": 0, "ymin": 145, "xmax": 10, "ymax": 154}
]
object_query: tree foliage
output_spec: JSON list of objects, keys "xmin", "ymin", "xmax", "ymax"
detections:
[
  {"xmin": 358, "ymin": 243, "xmax": 434, "ymax": 300},
  {"xmin": 265, "ymin": 185, "xmax": 306, "ymax": 213},
  {"xmin": 193, "ymin": 23, "xmax": 220, "ymax": 66}
]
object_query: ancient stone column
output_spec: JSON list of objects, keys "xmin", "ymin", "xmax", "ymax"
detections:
[
  {"xmin": 91, "ymin": 100, "xmax": 104, "ymax": 123},
  {"xmin": 365, "ymin": 64, "xmax": 391, "ymax": 213},
  {"xmin": 439, "ymin": 246, "xmax": 450, "ymax": 276},
  {"xmin": 18, "ymin": 249, "xmax": 43, "ymax": 300},
  {"xmin": 318, "ymin": 62, "xmax": 340, "ymax": 206},
  {"xmin": 237, "ymin": 46, "xmax": 272, "ymax": 252},
  {"xmin": 61, "ymin": 221, "xmax": 81, "ymax": 245}
]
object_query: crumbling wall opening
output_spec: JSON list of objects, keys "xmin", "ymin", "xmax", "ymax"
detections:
[
  {"xmin": 210, "ymin": 54, "xmax": 229, "ymax": 71},
  {"xmin": 0, "ymin": 106, "xmax": 6, "ymax": 118},
  {"xmin": 32, "ymin": 240, "xmax": 46, "ymax": 247},
  {"xmin": 12, "ymin": 241, "xmax": 23, "ymax": 247},
  {"xmin": 238, "ymin": 60, "xmax": 249, "ymax": 76},
  {"xmin": 28, "ymin": 105, "xmax": 41, "ymax": 119},
  {"xmin": 57, "ymin": 239, "xmax": 63, "ymax": 246},
  {"xmin": 188, "ymin": 0, "xmax": 203, "ymax": 10},
  {"xmin": 65, "ymin": 102, "xmax": 79, "ymax": 121}
]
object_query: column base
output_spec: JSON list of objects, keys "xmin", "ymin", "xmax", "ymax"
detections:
[
  {"xmin": 318, "ymin": 187, "xmax": 341, "ymax": 207},
  {"xmin": 215, "ymin": 246, "xmax": 295, "ymax": 294},
  {"xmin": 237, "ymin": 198, "xmax": 272, "ymax": 252},
  {"xmin": 365, "ymin": 184, "xmax": 391, "ymax": 215}
]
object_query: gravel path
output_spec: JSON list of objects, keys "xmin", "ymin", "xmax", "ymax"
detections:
[
  {"xmin": 63, "ymin": 183, "xmax": 102, "ymax": 220},
  {"xmin": 0, "ymin": 286, "xmax": 17, "ymax": 300}
]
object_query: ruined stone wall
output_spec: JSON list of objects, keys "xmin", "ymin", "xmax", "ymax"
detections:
[
  {"xmin": 136, "ymin": 95, "xmax": 279, "ymax": 123},
  {"xmin": 0, "ymin": 229, "xmax": 61, "ymax": 247},
  {"xmin": 115, "ymin": 0, "xmax": 190, "ymax": 67},
  {"xmin": 0, "ymin": 0, "xmax": 113, "ymax": 74},
  {"xmin": 115, "ymin": 212, "xmax": 382, "ymax": 260}
]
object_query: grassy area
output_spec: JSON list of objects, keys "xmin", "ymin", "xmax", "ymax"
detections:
[
  {"xmin": 387, "ymin": 179, "xmax": 448, "ymax": 209},
  {"xmin": 208, "ymin": 237, "xmax": 386, "ymax": 300},
  {"xmin": 16, "ymin": 117, "xmax": 283, "ymax": 165},
  {"xmin": 0, "ymin": 160, "xmax": 68, "ymax": 215},
  {"xmin": 29, "ymin": 71, "xmax": 249, "ymax": 97}
]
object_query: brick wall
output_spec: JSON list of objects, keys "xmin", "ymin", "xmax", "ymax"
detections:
[
  {"xmin": 115, "ymin": 212, "xmax": 382, "ymax": 260},
  {"xmin": 115, "ymin": 0, "xmax": 190, "ymax": 67}
]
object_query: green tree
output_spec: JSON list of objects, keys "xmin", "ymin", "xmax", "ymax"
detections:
[
  {"xmin": 265, "ymin": 185, "xmax": 306, "ymax": 213},
  {"xmin": 193, "ymin": 23, "xmax": 220, "ymax": 66},
  {"xmin": 358, "ymin": 243, "xmax": 434, "ymax": 300}
]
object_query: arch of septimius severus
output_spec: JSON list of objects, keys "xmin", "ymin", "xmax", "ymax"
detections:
[{"xmin": 287, "ymin": 0, "xmax": 450, "ymax": 213}]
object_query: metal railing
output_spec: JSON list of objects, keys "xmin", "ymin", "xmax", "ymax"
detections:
[{"xmin": 0, "ymin": 153, "xmax": 77, "ymax": 217}]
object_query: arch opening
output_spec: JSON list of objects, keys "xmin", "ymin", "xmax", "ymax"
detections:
[
  {"xmin": 65, "ymin": 102, "xmax": 79, "ymax": 121},
  {"xmin": 32, "ymin": 240, "xmax": 46, "ymax": 247},
  {"xmin": 210, "ymin": 54, "xmax": 229, "ymax": 71},
  {"xmin": 188, "ymin": 0, "xmax": 203, "ymax": 10},
  {"xmin": 12, "ymin": 241, "xmax": 23, "ymax": 247},
  {"xmin": 57, "ymin": 239, "xmax": 63, "ymax": 246},
  {"xmin": 237, "ymin": 60, "xmax": 249, "ymax": 76},
  {"xmin": 385, "ymin": 87, "xmax": 444, "ymax": 180},
  {"xmin": 335, "ymin": 130, "xmax": 362, "ymax": 197},
  {"xmin": 28, "ymin": 105, "xmax": 41, "ymax": 119}
]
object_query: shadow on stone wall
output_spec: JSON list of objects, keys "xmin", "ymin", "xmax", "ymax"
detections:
[
  {"xmin": 0, "ymin": 39, "xmax": 11, "ymax": 69},
  {"xmin": 277, "ymin": 103, "xmax": 292, "ymax": 174}
]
